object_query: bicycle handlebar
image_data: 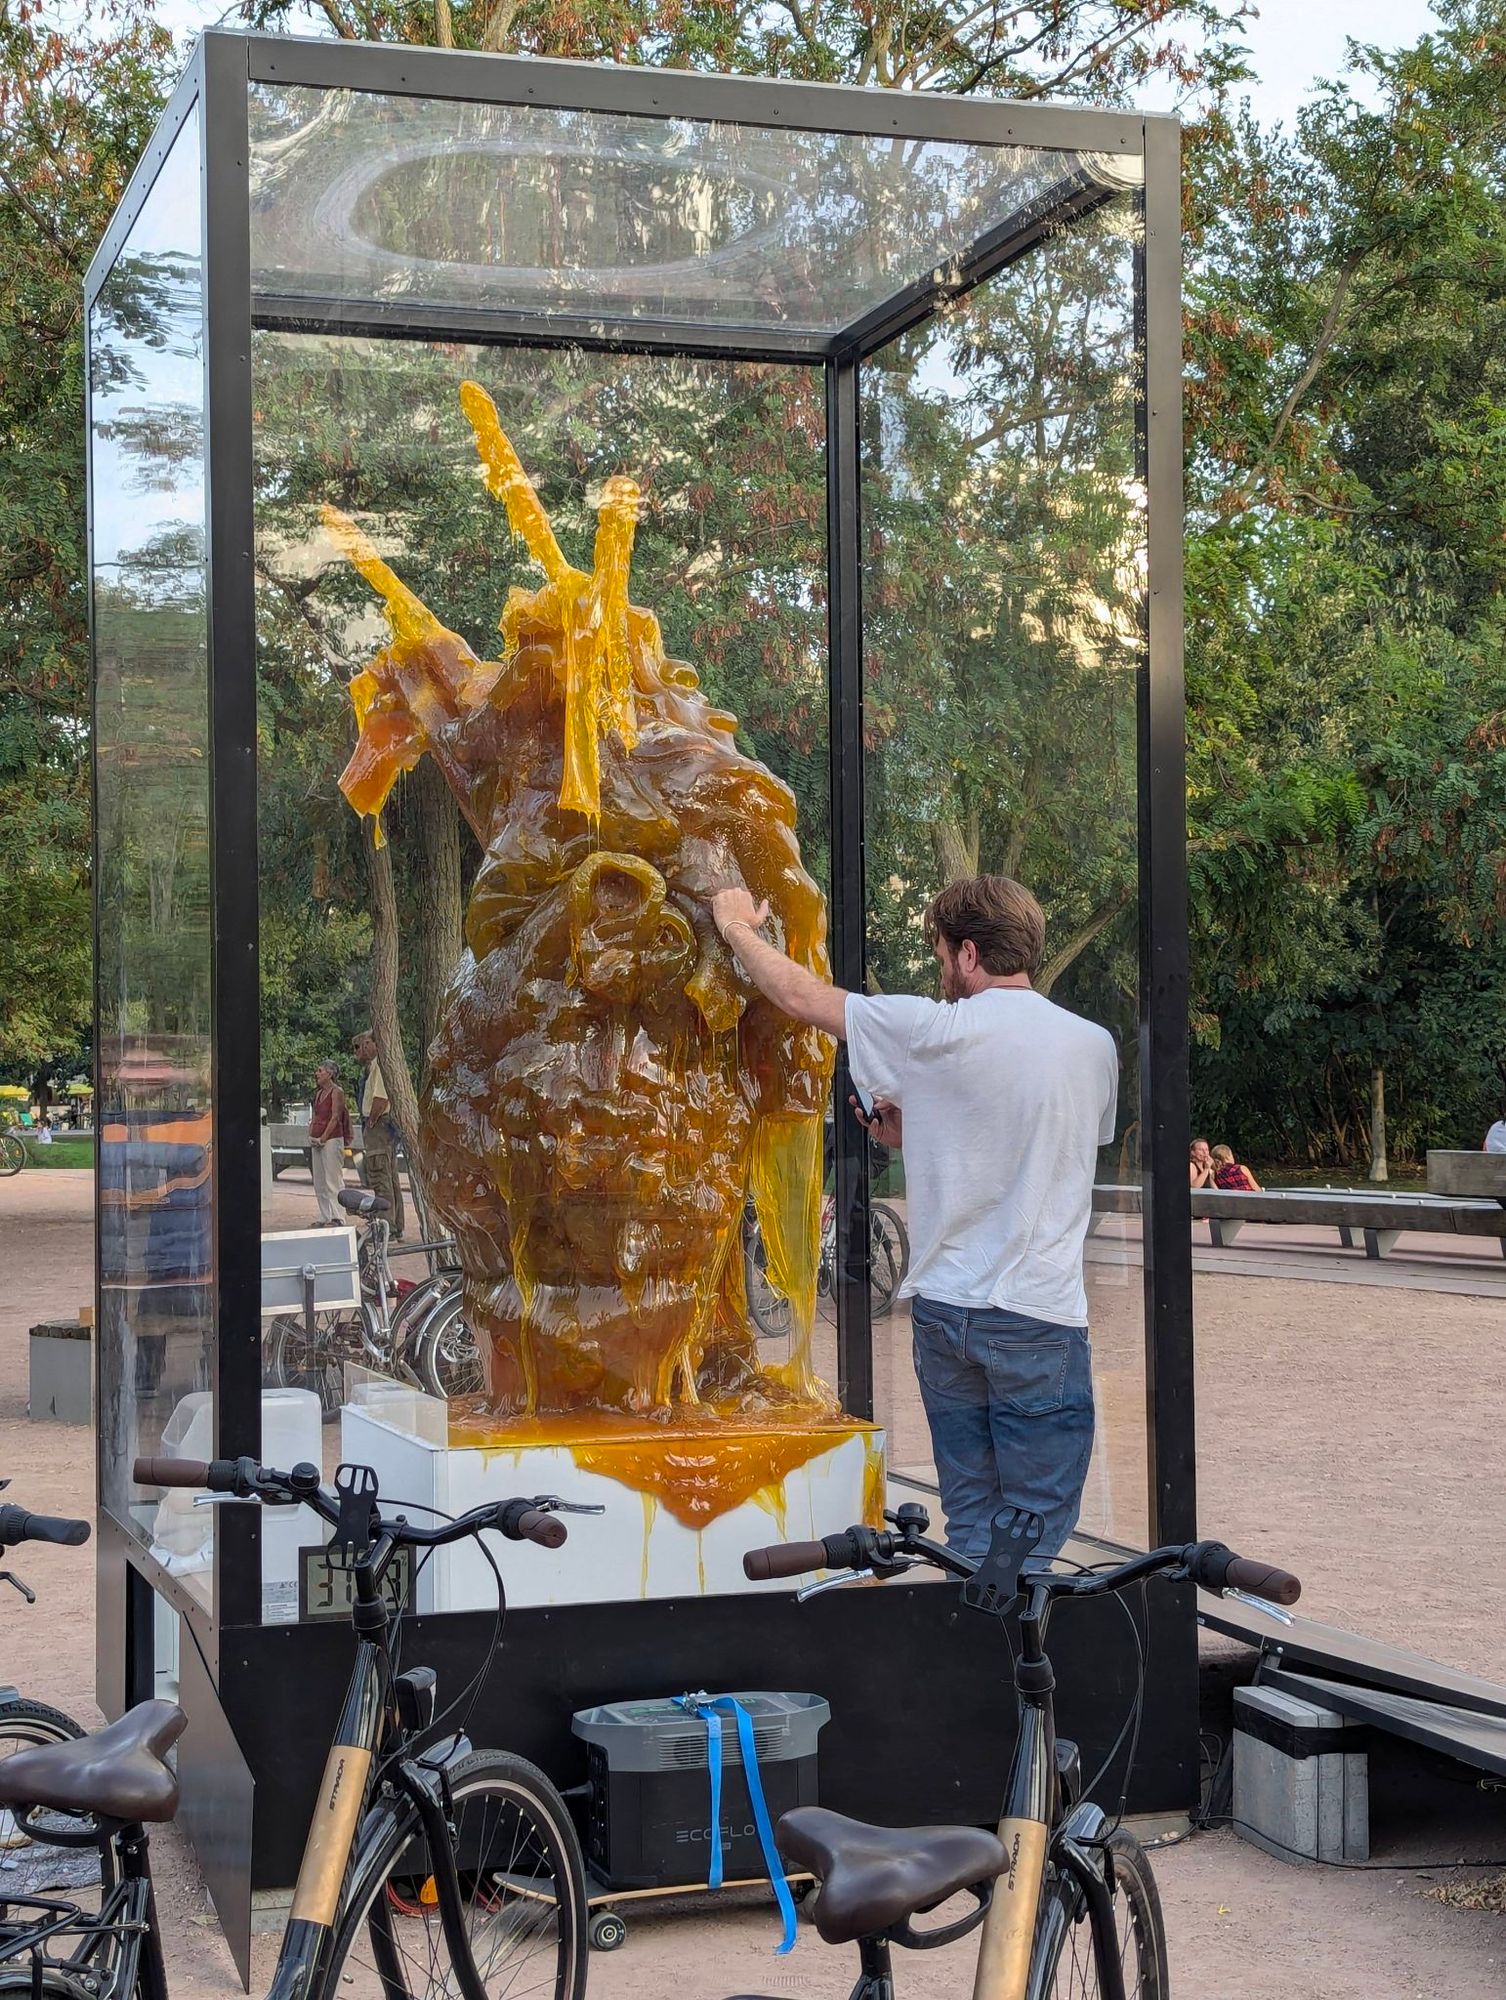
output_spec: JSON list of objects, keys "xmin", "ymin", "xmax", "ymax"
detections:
[
  {"xmin": 131, "ymin": 1458, "xmax": 570, "ymax": 1550},
  {"xmin": 742, "ymin": 1524, "xmax": 1301, "ymax": 1607},
  {"xmin": 0, "ymin": 1505, "xmax": 90, "ymax": 1548}
]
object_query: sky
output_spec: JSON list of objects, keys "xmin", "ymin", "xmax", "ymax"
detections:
[{"xmin": 149, "ymin": 0, "xmax": 1441, "ymax": 129}]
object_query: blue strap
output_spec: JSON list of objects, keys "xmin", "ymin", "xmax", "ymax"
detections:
[{"xmin": 676, "ymin": 1693, "xmax": 799, "ymax": 1955}]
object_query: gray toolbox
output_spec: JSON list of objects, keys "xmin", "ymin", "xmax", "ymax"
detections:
[{"xmin": 572, "ymin": 1692, "xmax": 829, "ymax": 1894}]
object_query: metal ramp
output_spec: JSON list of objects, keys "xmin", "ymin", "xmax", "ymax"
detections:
[{"xmin": 1201, "ymin": 1591, "xmax": 1506, "ymax": 1775}]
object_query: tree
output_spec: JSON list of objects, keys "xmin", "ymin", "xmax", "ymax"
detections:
[{"xmin": 0, "ymin": 2, "xmax": 177, "ymax": 1074}]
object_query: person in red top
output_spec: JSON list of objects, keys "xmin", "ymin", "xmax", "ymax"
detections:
[
  {"xmin": 309, "ymin": 1061, "xmax": 352, "ymax": 1225},
  {"xmin": 1210, "ymin": 1143, "xmax": 1261, "ymax": 1192}
]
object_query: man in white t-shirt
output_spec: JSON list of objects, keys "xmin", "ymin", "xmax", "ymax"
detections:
[
  {"xmin": 1484, "ymin": 1115, "xmax": 1506, "ymax": 1155},
  {"xmin": 711, "ymin": 874, "xmax": 1117, "ymax": 1558}
]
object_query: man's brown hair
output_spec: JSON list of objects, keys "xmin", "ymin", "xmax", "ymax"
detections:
[{"xmin": 923, "ymin": 875, "xmax": 1045, "ymax": 979}]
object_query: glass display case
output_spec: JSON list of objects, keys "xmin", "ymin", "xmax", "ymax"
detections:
[{"xmin": 89, "ymin": 31, "xmax": 1191, "ymax": 1937}]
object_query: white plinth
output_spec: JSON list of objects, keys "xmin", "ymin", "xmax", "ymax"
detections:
[{"xmin": 340, "ymin": 1386, "xmax": 884, "ymax": 1612}]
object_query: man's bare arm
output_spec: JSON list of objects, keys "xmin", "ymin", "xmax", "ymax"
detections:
[{"xmin": 711, "ymin": 888, "xmax": 848, "ymax": 1040}]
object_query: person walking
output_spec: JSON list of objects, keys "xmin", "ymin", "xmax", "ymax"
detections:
[
  {"xmin": 353, "ymin": 1030, "xmax": 406, "ymax": 1239},
  {"xmin": 711, "ymin": 872, "xmax": 1117, "ymax": 1560},
  {"xmin": 308, "ymin": 1061, "xmax": 352, "ymax": 1226}
]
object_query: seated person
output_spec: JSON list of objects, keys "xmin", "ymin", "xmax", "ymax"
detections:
[
  {"xmin": 1484, "ymin": 1111, "xmax": 1506, "ymax": 1155},
  {"xmin": 1189, "ymin": 1137, "xmax": 1214, "ymax": 1188},
  {"xmin": 1211, "ymin": 1143, "xmax": 1260, "ymax": 1192}
]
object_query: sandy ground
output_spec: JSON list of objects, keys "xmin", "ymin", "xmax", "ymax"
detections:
[{"xmin": 3, "ymin": 1168, "xmax": 1504, "ymax": 1998}]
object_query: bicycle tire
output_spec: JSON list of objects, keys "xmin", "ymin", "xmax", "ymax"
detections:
[
  {"xmin": 0, "ymin": 1700, "xmax": 114, "ymax": 1888},
  {"xmin": 742, "ymin": 1206, "xmax": 794, "ymax": 1342},
  {"xmin": 411, "ymin": 1293, "xmax": 483, "ymax": 1401},
  {"xmin": 263, "ymin": 1306, "xmax": 377, "ymax": 1421},
  {"xmin": 390, "ymin": 1269, "xmax": 459, "ymax": 1360},
  {"xmin": 1027, "ymin": 1826, "xmax": 1167, "ymax": 2000},
  {"xmin": 0, "ymin": 1135, "xmax": 24, "ymax": 1178},
  {"xmin": 869, "ymin": 1201, "xmax": 910, "ymax": 1312},
  {"xmin": 321, "ymin": 1748, "xmax": 587, "ymax": 2000}
]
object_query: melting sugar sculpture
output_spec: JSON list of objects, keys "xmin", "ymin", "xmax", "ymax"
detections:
[{"xmin": 324, "ymin": 382, "xmax": 872, "ymax": 1527}]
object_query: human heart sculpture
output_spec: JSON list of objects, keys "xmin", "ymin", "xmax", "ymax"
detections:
[{"xmin": 324, "ymin": 382, "xmax": 836, "ymax": 1430}]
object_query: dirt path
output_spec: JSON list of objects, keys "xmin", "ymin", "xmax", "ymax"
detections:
[{"xmin": 1, "ymin": 1169, "xmax": 1502, "ymax": 1997}]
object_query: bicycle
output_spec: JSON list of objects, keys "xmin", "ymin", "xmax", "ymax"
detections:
[
  {"xmin": 0, "ymin": 1455, "xmax": 596, "ymax": 2000},
  {"xmin": 737, "ymin": 1507, "xmax": 1301, "ymax": 1999},
  {"xmin": 743, "ymin": 1192, "xmax": 910, "ymax": 1340},
  {"xmin": 0, "ymin": 1127, "xmax": 29, "ymax": 1177},
  {"xmin": 264, "ymin": 1190, "xmax": 459, "ymax": 1417},
  {"xmin": 0, "ymin": 1498, "xmax": 92, "ymax": 1857}
]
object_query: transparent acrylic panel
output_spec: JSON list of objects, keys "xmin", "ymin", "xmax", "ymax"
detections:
[
  {"xmin": 252, "ymin": 331, "xmax": 836, "ymax": 1610},
  {"xmin": 859, "ymin": 194, "xmax": 1148, "ymax": 1550},
  {"xmin": 248, "ymin": 83, "xmax": 1113, "ymax": 335},
  {"xmin": 92, "ymin": 104, "xmax": 214, "ymax": 1603}
]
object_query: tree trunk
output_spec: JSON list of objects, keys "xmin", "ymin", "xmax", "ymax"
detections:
[
  {"xmin": 363, "ymin": 820, "xmax": 434, "ymax": 1241},
  {"xmin": 932, "ymin": 808, "xmax": 980, "ymax": 885},
  {"xmin": 1037, "ymin": 890, "xmax": 1132, "ymax": 996},
  {"xmin": 410, "ymin": 759, "xmax": 464, "ymax": 1091},
  {"xmin": 1368, "ymin": 1064, "xmax": 1388, "ymax": 1183}
]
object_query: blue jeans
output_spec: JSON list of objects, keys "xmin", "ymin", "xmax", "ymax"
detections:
[{"xmin": 911, "ymin": 1296, "xmax": 1095, "ymax": 1561}]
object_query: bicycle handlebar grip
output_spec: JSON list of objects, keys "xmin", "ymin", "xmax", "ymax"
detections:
[
  {"xmin": 515, "ymin": 1509, "xmax": 567, "ymax": 1549},
  {"xmin": 0, "ymin": 1506, "xmax": 90, "ymax": 1547},
  {"xmin": 133, "ymin": 1457, "xmax": 245, "ymax": 1493},
  {"xmin": 743, "ymin": 1530, "xmax": 865, "ymax": 1582},
  {"xmin": 743, "ymin": 1541, "xmax": 829, "ymax": 1581},
  {"xmin": 1185, "ymin": 1540, "xmax": 1301, "ymax": 1605},
  {"xmin": 1224, "ymin": 1556, "xmax": 1301, "ymax": 1606},
  {"xmin": 134, "ymin": 1457, "xmax": 210, "ymax": 1488}
]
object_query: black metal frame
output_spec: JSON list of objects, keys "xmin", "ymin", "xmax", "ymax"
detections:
[{"xmin": 86, "ymin": 28, "xmax": 1191, "ymax": 1913}]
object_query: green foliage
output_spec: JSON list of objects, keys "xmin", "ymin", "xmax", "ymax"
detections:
[
  {"xmin": 11, "ymin": 0, "xmax": 1506, "ymax": 1175},
  {"xmin": 0, "ymin": 1, "xmax": 176, "ymax": 1075}
]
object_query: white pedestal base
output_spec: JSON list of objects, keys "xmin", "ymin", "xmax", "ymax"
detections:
[{"xmin": 340, "ymin": 1387, "xmax": 884, "ymax": 1611}]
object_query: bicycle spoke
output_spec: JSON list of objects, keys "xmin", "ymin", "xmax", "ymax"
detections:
[{"xmin": 336, "ymin": 1767, "xmax": 575, "ymax": 2000}]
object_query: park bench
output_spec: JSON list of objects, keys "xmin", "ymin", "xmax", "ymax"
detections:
[
  {"xmin": 267, "ymin": 1120, "xmax": 313, "ymax": 1178},
  {"xmin": 1090, "ymin": 1182, "xmax": 1506, "ymax": 1259}
]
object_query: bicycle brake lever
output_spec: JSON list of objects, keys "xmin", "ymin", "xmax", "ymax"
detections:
[
  {"xmin": 193, "ymin": 1492, "xmax": 256, "ymax": 1507},
  {"xmin": 1223, "ymin": 1586, "xmax": 1295, "ymax": 1627},
  {"xmin": 0, "ymin": 1572, "xmax": 36, "ymax": 1604},
  {"xmin": 531, "ymin": 1496, "xmax": 606, "ymax": 1516},
  {"xmin": 796, "ymin": 1568, "xmax": 874, "ymax": 1602}
]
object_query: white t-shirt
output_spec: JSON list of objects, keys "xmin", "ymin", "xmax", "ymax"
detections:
[
  {"xmin": 1485, "ymin": 1121, "xmax": 1506, "ymax": 1155},
  {"xmin": 845, "ymin": 987, "xmax": 1118, "ymax": 1326}
]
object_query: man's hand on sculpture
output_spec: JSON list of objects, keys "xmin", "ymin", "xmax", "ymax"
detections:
[{"xmin": 711, "ymin": 887, "xmax": 771, "ymax": 943}]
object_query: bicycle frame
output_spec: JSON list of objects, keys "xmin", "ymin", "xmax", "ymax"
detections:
[
  {"xmin": 266, "ymin": 1536, "xmax": 484, "ymax": 2000},
  {"xmin": 971, "ymin": 1580, "xmax": 1131, "ymax": 2000}
]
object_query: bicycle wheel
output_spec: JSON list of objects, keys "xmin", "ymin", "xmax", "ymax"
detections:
[
  {"xmin": 0, "ymin": 1699, "xmax": 112, "ymax": 1886},
  {"xmin": 1028, "ymin": 1827, "xmax": 1167, "ymax": 2000},
  {"xmin": 322, "ymin": 1748, "xmax": 587, "ymax": 2000},
  {"xmin": 263, "ymin": 1306, "xmax": 377, "ymax": 1420},
  {"xmin": 411, "ymin": 1293, "xmax": 483, "ymax": 1401},
  {"xmin": 0, "ymin": 1134, "xmax": 25, "ymax": 1177},
  {"xmin": 742, "ymin": 1205, "xmax": 794, "ymax": 1341},
  {"xmin": 869, "ymin": 1202, "xmax": 910, "ymax": 1312}
]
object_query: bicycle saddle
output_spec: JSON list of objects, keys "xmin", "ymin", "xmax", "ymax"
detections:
[
  {"xmin": 339, "ymin": 1188, "xmax": 388, "ymax": 1217},
  {"xmin": 776, "ymin": 1806, "xmax": 1006, "ymax": 1945},
  {"xmin": 0, "ymin": 1699, "xmax": 186, "ymax": 1823}
]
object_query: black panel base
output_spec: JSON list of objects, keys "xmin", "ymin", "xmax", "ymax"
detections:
[{"xmin": 179, "ymin": 1576, "xmax": 1196, "ymax": 1891}]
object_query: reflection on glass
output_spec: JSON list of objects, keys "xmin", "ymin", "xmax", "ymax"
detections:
[
  {"xmin": 92, "ymin": 106, "xmax": 215, "ymax": 1598},
  {"xmin": 860, "ymin": 195, "xmax": 1148, "ymax": 1547},
  {"xmin": 248, "ymin": 84, "xmax": 1106, "ymax": 334}
]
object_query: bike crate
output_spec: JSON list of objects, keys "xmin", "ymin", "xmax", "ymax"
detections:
[{"xmin": 572, "ymin": 1691, "xmax": 828, "ymax": 1890}]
